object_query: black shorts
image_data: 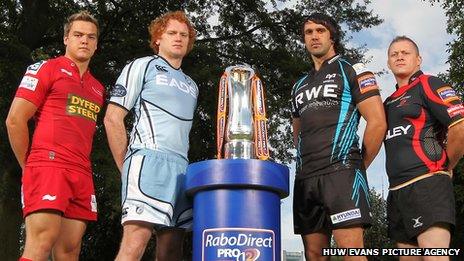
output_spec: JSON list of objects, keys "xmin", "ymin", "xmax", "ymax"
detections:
[
  {"xmin": 293, "ymin": 168, "xmax": 372, "ymax": 235},
  {"xmin": 387, "ymin": 174, "xmax": 455, "ymax": 244}
]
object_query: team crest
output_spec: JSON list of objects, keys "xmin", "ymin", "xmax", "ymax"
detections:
[
  {"xmin": 110, "ymin": 84, "xmax": 127, "ymax": 97},
  {"xmin": 26, "ymin": 61, "xmax": 47, "ymax": 75}
]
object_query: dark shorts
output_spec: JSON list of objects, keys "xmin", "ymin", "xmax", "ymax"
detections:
[
  {"xmin": 387, "ymin": 174, "xmax": 455, "ymax": 244},
  {"xmin": 293, "ymin": 168, "xmax": 372, "ymax": 235}
]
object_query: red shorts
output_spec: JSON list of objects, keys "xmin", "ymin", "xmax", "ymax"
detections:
[{"xmin": 21, "ymin": 166, "xmax": 97, "ymax": 221}]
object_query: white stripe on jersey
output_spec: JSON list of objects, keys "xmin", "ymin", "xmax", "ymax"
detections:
[{"xmin": 110, "ymin": 56, "xmax": 198, "ymax": 159}]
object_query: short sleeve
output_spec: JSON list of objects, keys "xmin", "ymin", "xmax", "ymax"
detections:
[
  {"xmin": 15, "ymin": 60, "xmax": 52, "ymax": 107},
  {"xmin": 108, "ymin": 58, "xmax": 149, "ymax": 111},
  {"xmin": 422, "ymin": 76, "xmax": 464, "ymax": 128},
  {"xmin": 347, "ymin": 61, "xmax": 380, "ymax": 104}
]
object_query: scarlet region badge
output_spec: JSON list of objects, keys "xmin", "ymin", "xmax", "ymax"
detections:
[{"xmin": 202, "ymin": 228, "xmax": 274, "ymax": 261}]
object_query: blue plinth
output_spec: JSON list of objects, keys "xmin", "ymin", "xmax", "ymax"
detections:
[{"xmin": 186, "ymin": 159, "xmax": 289, "ymax": 261}]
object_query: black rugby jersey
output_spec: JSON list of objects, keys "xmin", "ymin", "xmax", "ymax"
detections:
[
  {"xmin": 291, "ymin": 55, "xmax": 380, "ymax": 178},
  {"xmin": 384, "ymin": 70, "xmax": 464, "ymax": 187}
]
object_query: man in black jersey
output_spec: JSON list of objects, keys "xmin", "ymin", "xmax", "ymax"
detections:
[
  {"xmin": 384, "ymin": 36, "xmax": 464, "ymax": 254},
  {"xmin": 291, "ymin": 13, "xmax": 386, "ymax": 260}
]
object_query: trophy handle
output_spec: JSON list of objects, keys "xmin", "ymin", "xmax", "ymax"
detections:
[
  {"xmin": 252, "ymin": 76, "xmax": 269, "ymax": 160},
  {"xmin": 217, "ymin": 73, "xmax": 228, "ymax": 159}
]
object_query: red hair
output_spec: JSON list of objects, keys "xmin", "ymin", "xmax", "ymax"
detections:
[{"xmin": 148, "ymin": 11, "xmax": 196, "ymax": 54}]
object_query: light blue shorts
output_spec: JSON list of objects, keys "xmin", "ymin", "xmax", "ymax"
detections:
[{"xmin": 121, "ymin": 149, "xmax": 192, "ymax": 229}]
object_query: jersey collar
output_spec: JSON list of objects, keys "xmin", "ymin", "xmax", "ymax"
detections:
[
  {"xmin": 394, "ymin": 70, "xmax": 423, "ymax": 90},
  {"xmin": 326, "ymin": 54, "xmax": 341, "ymax": 65},
  {"xmin": 155, "ymin": 54, "xmax": 182, "ymax": 71},
  {"xmin": 310, "ymin": 54, "xmax": 340, "ymax": 75},
  {"xmin": 391, "ymin": 70, "xmax": 424, "ymax": 98},
  {"xmin": 59, "ymin": 56, "xmax": 90, "ymax": 78}
]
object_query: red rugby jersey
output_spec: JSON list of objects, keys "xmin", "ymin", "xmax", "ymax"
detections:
[{"xmin": 15, "ymin": 56, "xmax": 105, "ymax": 174}]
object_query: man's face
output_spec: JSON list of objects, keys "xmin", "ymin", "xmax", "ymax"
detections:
[
  {"xmin": 64, "ymin": 20, "xmax": 98, "ymax": 63},
  {"xmin": 387, "ymin": 40, "xmax": 422, "ymax": 80},
  {"xmin": 156, "ymin": 19, "xmax": 189, "ymax": 60},
  {"xmin": 303, "ymin": 21, "xmax": 334, "ymax": 58}
]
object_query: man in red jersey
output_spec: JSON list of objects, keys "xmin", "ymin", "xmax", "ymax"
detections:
[
  {"xmin": 5, "ymin": 11, "xmax": 104, "ymax": 261},
  {"xmin": 384, "ymin": 36, "xmax": 464, "ymax": 257}
]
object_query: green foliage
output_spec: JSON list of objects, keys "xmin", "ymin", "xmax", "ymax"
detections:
[
  {"xmin": 0, "ymin": 0, "xmax": 383, "ymax": 259},
  {"xmin": 451, "ymin": 160, "xmax": 463, "ymax": 253},
  {"xmin": 436, "ymin": 0, "xmax": 464, "ymax": 92},
  {"xmin": 426, "ymin": 1, "xmax": 464, "ymax": 259},
  {"xmin": 364, "ymin": 189, "xmax": 395, "ymax": 259}
]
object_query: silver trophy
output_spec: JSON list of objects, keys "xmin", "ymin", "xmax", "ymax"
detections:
[{"xmin": 217, "ymin": 64, "xmax": 269, "ymax": 160}]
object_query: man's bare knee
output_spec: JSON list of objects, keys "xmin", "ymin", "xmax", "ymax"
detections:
[
  {"xmin": 333, "ymin": 226, "xmax": 364, "ymax": 248},
  {"xmin": 121, "ymin": 240, "xmax": 147, "ymax": 257},
  {"xmin": 52, "ymin": 241, "xmax": 82, "ymax": 261},
  {"xmin": 116, "ymin": 222, "xmax": 152, "ymax": 260}
]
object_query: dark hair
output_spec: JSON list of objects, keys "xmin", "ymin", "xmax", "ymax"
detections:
[
  {"xmin": 388, "ymin": 35, "xmax": 420, "ymax": 55},
  {"xmin": 301, "ymin": 12, "xmax": 344, "ymax": 53},
  {"xmin": 64, "ymin": 11, "xmax": 99, "ymax": 37}
]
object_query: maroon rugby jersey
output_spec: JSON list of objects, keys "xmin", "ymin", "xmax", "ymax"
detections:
[
  {"xmin": 15, "ymin": 56, "xmax": 105, "ymax": 174},
  {"xmin": 384, "ymin": 70, "xmax": 464, "ymax": 187}
]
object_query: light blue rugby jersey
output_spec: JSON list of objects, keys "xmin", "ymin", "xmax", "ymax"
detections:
[{"xmin": 109, "ymin": 55, "xmax": 198, "ymax": 161}]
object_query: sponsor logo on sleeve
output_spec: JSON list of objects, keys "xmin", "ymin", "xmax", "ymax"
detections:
[
  {"xmin": 19, "ymin": 75, "xmax": 39, "ymax": 91},
  {"xmin": 66, "ymin": 94, "xmax": 101, "ymax": 121},
  {"xmin": 26, "ymin": 61, "xmax": 47, "ymax": 75},
  {"xmin": 352, "ymin": 62, "xmax": 369, "ymax": 76},
  {"xmin": 109, "ymin": 84, "xmax": 127, "ymax": 97},
  {"xmin": 437, "ymin": 86, "xmax": 460, "ymax": 103},
  {"xmin": 357, "ymin": 73, "xmax": 379, "ymax": 94},
  {"xmin": 447, "ymin": 104, "xmax": 464, "ymax": 117}
]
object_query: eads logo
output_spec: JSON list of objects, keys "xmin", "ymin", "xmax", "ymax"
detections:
[{"xmin": 202, "ymin": 228, "xmax": 274, "ymax": 261}]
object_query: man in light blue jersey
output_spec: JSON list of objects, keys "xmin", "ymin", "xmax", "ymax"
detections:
[{"xmin": 104, "ymin": 11, "xmax": 197, "ymax": 261}]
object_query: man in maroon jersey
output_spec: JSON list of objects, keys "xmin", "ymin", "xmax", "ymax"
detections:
[
  {"xmin": 5, "ymin": 11, "xmax": 104, "ymax": 261},
  {"xmin": 384, "ymin": 36, "xmax": 464, "ymax": 253}
]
